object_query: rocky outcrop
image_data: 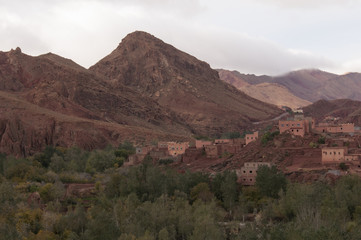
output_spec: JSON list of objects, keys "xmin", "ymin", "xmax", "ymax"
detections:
[{"xmin": 90, "ymin": 31, "xmax": 282, "ymax": 135}]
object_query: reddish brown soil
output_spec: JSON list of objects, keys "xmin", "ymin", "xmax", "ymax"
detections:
[{"xmin": 0, "ymin": 32, "xmax": 283, "ymax": 156}]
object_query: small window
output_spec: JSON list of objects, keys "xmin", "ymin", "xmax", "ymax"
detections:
[
  {"xmin": 243, "ymin": 170, "xmax": 246, "ymax": 173},
  {"xmin": 286, "ymin": 124, "xmax": 289, "ymax": 127},
  {"xmin": 250, "ymin": 170, "xmax": 253, "ymax": 173},
  {"xmin": 250, "ymin": 179, "xmax": 253, "ymax": 181},
  {"xmin": 338, "ymin": 152, "xmax": 340, "ymax": 155},
  {"xmin": 281, "ymin": 124, "xmax": 284, "ymax": 127},
  {"xmin": 297, "ymin": 124, "xmax": 300, "ymax": 127},
  {"xmin": 296, "ymin": 130, "xmax": 299, "ymax": 132},
  {"xmin": 243, "ymin": 178, "xmax": 246, "ymax": 181}
]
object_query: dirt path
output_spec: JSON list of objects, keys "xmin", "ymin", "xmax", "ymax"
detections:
[{"xmin": 252, "ymin": 112, "xmax": 289, "ymax": 125}]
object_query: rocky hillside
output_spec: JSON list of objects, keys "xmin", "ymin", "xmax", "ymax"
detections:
[
  {"xmin": 90, "ymin": 31, "xmax": 283, "ymax": 135},
  {"xmin": 218, "ymin": 69, "xmax": 361, "ymax": 104},
  {"xmin": 218, "ymin": 69, "xmax": 311, "ymax": 109},
  {"xmin": 0, "ymin": 31, "xmax": 283, "ymax": 156},
  {"xmin": 0, "ymin": 47, "xmax": 190, "ymax": 156},
  {"xmin": 303, "ymin": 99, "xmax": 361, "ymax": 125}
]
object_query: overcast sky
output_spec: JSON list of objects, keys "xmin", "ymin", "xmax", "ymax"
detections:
[{"xmin": 1, "ymin": 0, "xmax": 361, "ymax": 75}]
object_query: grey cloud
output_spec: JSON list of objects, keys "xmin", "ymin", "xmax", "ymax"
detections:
[
  {"xmin": 165, "ymin": 28, "xmax": 336, "ymax": 75},
  {"xmin": 255, "ymin": 0, "xmax": 361, "ymax": 8}
]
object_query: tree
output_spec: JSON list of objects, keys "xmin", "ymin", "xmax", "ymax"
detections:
[
  {"xmin": 49, "ymin": 154, "xmax": 66, "ymax": 173},
  {"xmin": 220, "ymin": 171, "xmax": 238, "ymax": 212},
  {"xmin": 158, "ymin": 227, "xmax": 169, "ymax": 240},
  {"xmin": 190, "ymin": 183, "xmax": 214, "ymax": 203},
  {"xmin": 256, "ymin": 165, "xmax": 286, "ymax": 199},
  {"xmin": 84, "ymin": 206, "xmax": 120, "ymax": 240},
  {"xmin": 65, "ymin": 147, "xmax": 89, "ymax": 172},
  {"xmin": 190, "ymin": 201, "xmax": 224, "ymax": 240},
  {"xmin": 86, "ymin": 149, "xmax": 116, "ymax": 173},
  {"xmin": 39, "ymin": 181, "xmax": 65, "ymax": 203}
]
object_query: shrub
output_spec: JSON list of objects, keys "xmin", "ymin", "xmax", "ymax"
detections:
[
  {"xmin": 339, "ymin": 162, "xmax": 349, "ymax": 171},
  {"xmin": 317, "ymin": 136, "xmax": 326, "ymax": 144}
]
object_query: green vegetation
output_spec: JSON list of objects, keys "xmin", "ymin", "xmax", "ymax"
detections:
[
  {"xmin": 309, "ymin": 142, "xmax": 318, "ymax": 148},
  {"xmin": 261, "ymin": 130, "xmax": 280, "ymax": 146},
  {"xmin": 317, "ymin": 136, "xmax": 326, "ymax": 144},
  {"xmin": 1, "ymin": 144, "xmax": 361, "ymax": 239},
  {"xmin": 339, "ymin": 162, "xmax": 349, "ymax": 171}
]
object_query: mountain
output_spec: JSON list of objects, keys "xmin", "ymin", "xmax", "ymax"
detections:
[
  {"xmin": 0, "ymin": 90, "xmax": 186, "ymax": 156},
  {"xmin": 241, "ymin": 83, "xmax": 311, "ymax": 109},
  {"xmin": 0, "ymin": 47, "xmax": 190, "ymax": 155},
  {"xmin": 218, "ymin": 69, "xmax": 361, "ymax": 104},
  {"xmin": 218, "ymin": 69, "xmax": 311, "ymax": 109},
  {"xmin": 90, "ymin": 31, "xmax": 283, "ymax": 135},
  {"xmin": 271, "ymin": 69, "xmax": 338, "ymax": 102},
  {"xmin": 303, "ymin": 99, "xmax": 361, "ymax": 125},
  {"xmin": 0, "ymin": 32, "xmax": 283, "ymax": 156}
]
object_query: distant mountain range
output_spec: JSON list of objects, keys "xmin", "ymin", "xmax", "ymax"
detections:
[
  {"xmin": 218, "ymin": 69, "xmax": 361, "ymax": 108},
  {"xmin": 0, "ymin": 31, "xmax": 282, "ymax": 156}
]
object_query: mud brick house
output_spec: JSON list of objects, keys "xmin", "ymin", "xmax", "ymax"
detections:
[
  {"xmin": 158, "ymin": 141, "xmax": 189, "ymax": 156},
  {"xmin": 127, "ymin": 146, "xmax": 154, "ymax": 165},
  {"xmin": 245, "ymin": 131, "xmax": 258, "ymax": 145},
  {"xmin": 205, "ymin": 145, "xmax": 222, "ymax": 158},
  {"xmin": 136, "ymin": 146, "xmax": 154, "ymax": 155},
  {"xmin": 321, "ymin": 147, "xmax": 361, "ymax": 165},
  {"xmin": 314, "ymin": 123, "xmax": 354, "ymax": 134},
  {"xmin": 215, "ymin": 139, "xmax": 232, "ymax": 144},
  {"xmin": 195, "ymin": 140, "xmax": 212, "ymax": 149},
  {"xmin": 204, "ymin": 138, "xmax": 244, "ymax": 158},
  {"xmin": 279, "ymin": 117, "xmax": 315, "ymax": 137},
  {"xmin": 237, "ymin": 162, "xmax": 272, "ymax": 185}
]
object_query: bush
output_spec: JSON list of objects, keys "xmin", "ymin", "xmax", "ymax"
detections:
[
  {"xmin": 317, "ymin": 136, "xmax": 326, "ymax": 144},
  {"xmin": 339, "ymin": 163, "xmax": 349, "ymax": 171},
  {"xmin": 158, "ymin": 159, "xmax": 174, "ymax": 165},
  {"xmin": 261, "ymin": 131, "xmax": 280, "ymax": 146},
  {"xmin": 256, "ymin": 165, "xmax": 287, "ymax": 199}
]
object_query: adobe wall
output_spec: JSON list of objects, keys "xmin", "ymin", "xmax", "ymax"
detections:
[
  {"xmin": 322, "ymin": 147, "xmax": 347, "ymax": 164},
  {"xmin": 279, "ymin": 119, "xmax": 310, "ymax": 136},
  {"xmin": 314, "ymin": 123, "xmax": 354, "ymax": 134},
  {"xmin": 205, "ymin": 145, "xmax": 221, "ymax": 158},
  {"xmin": 215, "ymin": 139, "xmax": 232, "ymax": 144},
  {"xmin": 168, "ymin": 142, "xmax": 189, "ymax": 156},
  {"xmin": 195, "ymin": 140, "xmax": 212, "ymax": 149},
  {"xmin": 238, "ymin": 162, "xmax": 272, "ymax": 185},
  {"xmin": 246, "ymin": 131, "xmax": 258, "ymax": 145}
]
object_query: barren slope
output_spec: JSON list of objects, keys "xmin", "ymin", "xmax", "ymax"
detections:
[
  {"xmin": 0, "ymin": 90, "xmax": 188, "ymax": 156},
  {"xmin": 303, "ymin": 99, "xmax": 361, "ymax": 125},
  {"xmin": 90, "ymin": 31, "xmax": 283, "ymax": 135}
]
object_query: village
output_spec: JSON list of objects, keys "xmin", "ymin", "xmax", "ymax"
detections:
[{"xmin": 126, "ymin": 110, "xmax": 361, "ymax": 185}]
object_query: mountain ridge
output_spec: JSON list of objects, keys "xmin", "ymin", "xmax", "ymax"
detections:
[
  {"xmin": 0, "ymin": 31, "xmax": 282, "ymax": 156},
  {"xmin": 218, "ymin": 68, "xmax": 361, "ymax": 106}
]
